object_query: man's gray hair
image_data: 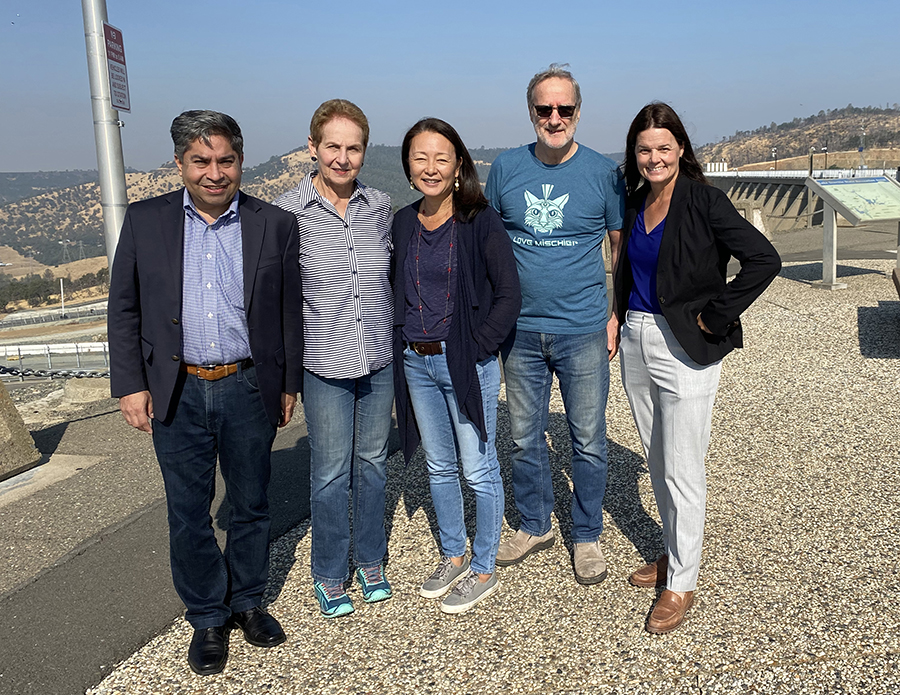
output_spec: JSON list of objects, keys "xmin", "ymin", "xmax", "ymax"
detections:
[
  {"xmin": 170, "ymin": 110, "xmax": 244, "ymax": 160},
  {"xmin": 526, "ymin": 63, "xmax": 582, "ymax": 110}
]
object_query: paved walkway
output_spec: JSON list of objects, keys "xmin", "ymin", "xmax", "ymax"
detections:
[{"xmin": 74, "ymin": 260, "xmax": 899, "ymax": 694}]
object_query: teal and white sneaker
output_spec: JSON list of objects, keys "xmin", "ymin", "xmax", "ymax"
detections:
[
  {"xmin": 314, "ymin": 581, "xmax": 354, "ymax": 618},
  {"xmin": 355, "ymin": 565, "xmax": 393, "ymax": 603},
  {"xmin": 440, "ymin": 570, "xmax": 499, "ymax": 614}
]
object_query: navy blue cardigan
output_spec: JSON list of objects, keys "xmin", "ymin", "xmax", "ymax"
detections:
[{"xmin": 392, "ymin": 202, "xmax": 521, "ymax": 463}]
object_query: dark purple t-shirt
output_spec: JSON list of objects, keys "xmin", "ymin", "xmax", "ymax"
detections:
[{"xmin": 402, "ymin": 216, "xmax": 459, "ymax": 342}]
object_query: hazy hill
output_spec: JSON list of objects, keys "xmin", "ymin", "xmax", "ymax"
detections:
[
  {"xmin": 0, "ymin": 145, "xmax": 506, "ymax": 265},
  {"xmin": 696, "ymin": 104, "xmax": 900, "ymax": 167},
  {"xmin": 6, "ymin": 104, "xmax": 896, "ymax": 267},
  {"xmin": 0, "ymin": 170, "xmax": 101, "ymax": 206}
]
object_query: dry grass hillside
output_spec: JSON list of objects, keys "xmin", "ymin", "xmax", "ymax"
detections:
[
  {"xmin": 735, "ymin": 147, "xmax": 900, "ymax": 171},
  {"xmin": 0, "ymin": 150, "xmax": 315, "ymax": 265},
  {"xmin": 697, "ymin": 107, "xmax": 900, "ymax": 168},
  {"xmin": 0, "ymin": 245, "xmax": 108, "ymax": 280}
]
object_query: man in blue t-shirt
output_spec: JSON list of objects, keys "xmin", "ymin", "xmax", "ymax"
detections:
[{"xmin": 485, "ymin": 63, "xmax": 625, "ymax": 585}]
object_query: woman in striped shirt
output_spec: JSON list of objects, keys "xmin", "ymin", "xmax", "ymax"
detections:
[{"xmin": 274, "ymin": 100, "xmax": 394, "ymax": 619}]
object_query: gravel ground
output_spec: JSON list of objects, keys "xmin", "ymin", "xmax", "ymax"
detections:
[{"xmin": 88, "ymin": 260, "xmax": 900, "ymax": 694}]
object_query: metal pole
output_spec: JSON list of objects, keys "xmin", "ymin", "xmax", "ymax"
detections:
[
  {"xmin": 59, "ymin": 278, "xmax": 65, "ymax": 318},
  {"xmin": 82, "ymin": 0, "xmax": 128, "ymax": 278},
  {"xmin": 817, "ymin": 203, "xmax": 846, "ymax": 290}
]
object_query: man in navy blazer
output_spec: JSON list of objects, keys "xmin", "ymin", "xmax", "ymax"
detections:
[{"xmin": 108, "ymin": 110, "xmax": 302, "ymax": 676}]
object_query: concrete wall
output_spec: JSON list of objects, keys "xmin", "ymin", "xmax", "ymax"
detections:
[{"xmin": 707, "ymin": 175, "xmax": 821, "ymax": 237}]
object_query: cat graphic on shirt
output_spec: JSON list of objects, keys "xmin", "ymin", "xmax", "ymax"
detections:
[{"xmin": 523, "ymin": 184, "xmax": 569, "ymax": 235}]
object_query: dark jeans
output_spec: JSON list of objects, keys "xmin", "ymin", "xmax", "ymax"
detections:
[{"xmin": 152, "ymin": 364, "xmax": 276, "ymax": 629}]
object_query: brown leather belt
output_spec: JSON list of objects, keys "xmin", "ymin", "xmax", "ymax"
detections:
[
  {"xmin": 407, "ymin": 342, "xmax": 443, "ymax": 356},
  {"xmin": 182, "ymin": 358, "xmax": 253, "ymax": 381}
]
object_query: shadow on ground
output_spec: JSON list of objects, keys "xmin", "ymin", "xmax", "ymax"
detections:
[
  {"xmin": 780, "ymin": 262, "xmax": 886, "ymax": 284},
  {"xmin": 858, "ymin": 301, "xmax": 900, "ymax": 358},
  {"xmin": 384, "ymin": 398, "xmax": 662, "ymax": 570}
]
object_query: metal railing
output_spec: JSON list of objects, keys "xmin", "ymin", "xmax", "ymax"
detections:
[
  {"xmin": 0, "ymin": 305, "xmax": 108, "ymax": 328},
  {"xmin": 708, "ymin": 168, "xmax": 899, "ymax": 180},
  {"xmin": 1, "ymin": 342, "xmax": 110, "ymax": 381}
]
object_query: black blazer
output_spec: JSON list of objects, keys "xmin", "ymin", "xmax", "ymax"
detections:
[
  {"xmin": 613, "ymin": 175, "xmax": 781, "ymax": 365},
  {"xmin": 108, "ymin": 189, "xmax": 303, "ymax": 427}
]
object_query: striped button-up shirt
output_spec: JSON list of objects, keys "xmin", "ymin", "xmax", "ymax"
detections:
[
  {"xmin": 180, "ymin": 190, "xmax": 251, "ymax": 366},
  {"xmin": 274, "ymin": 174, "xmax": 393, "ymax": 379}
]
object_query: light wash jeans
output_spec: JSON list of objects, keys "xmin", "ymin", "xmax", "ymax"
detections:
[
  {"xmin": 303, "ymin": 365, "xmax": 393, "ymax": 585},
  {"xmin": 619, "ymin": 311, "xmax": 722, "ymax": 591},
  {"xmin": 502, "ymin": 329, "xmax": 610, "ymax": 543},
  {"xmin": 403, "ymin": 347, "xmax": 504, "ymax": 575}
]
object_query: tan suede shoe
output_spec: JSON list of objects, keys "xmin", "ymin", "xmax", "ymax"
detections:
[
  {"xmin": 646, "ymin": 589, "xmax": 694, "ymax": 634},
  {"xmin": 573, "ymin": 540, "xmax": 608, "ymax": 585},
  {"xmin": 629, "ymin": 555, "xmax": 668, "ymax": 588},
  {"xmin": 495, "ymin": 529, "xmax": 555, "ymax": 567}
]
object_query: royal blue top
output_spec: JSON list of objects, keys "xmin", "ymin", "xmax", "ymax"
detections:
[{"xmin": 627, "ymin": 206, "xmax": 665, "ymax": 315}]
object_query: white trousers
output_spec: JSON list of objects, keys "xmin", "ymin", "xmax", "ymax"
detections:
[{"xmin": 619, "ymin": 311, "xmax": 723, "ymax": 591}]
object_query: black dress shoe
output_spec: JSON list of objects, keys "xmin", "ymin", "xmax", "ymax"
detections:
[
  {"xmin": 188, "ymin": 625, "xmax": 228, "ymax": 675},
  {"xmin": 231, "ymin": 606, "xmax": 286, "ymax": 647}
]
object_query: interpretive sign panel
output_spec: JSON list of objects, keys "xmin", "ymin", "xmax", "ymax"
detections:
[
  {"xmin": 806, "ymin": 176, "xmax": 900, "ymax": 225},
  {"xmin": 102, "ymin": 23, "xmax": 130, "ymax": 112}
]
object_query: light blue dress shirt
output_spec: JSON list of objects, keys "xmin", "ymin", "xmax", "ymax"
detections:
[{"xmin": 180, "ymin": 190, "xmax": 251, "ymax": 365}]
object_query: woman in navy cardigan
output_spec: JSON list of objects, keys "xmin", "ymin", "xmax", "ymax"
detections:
[
  {"xmin": 392, "ymin": 118, "xmax": 520, "ymax": 614},
  {"xmin": 612, "ymin": 103, "xmax": 780, "ymax": 634}
]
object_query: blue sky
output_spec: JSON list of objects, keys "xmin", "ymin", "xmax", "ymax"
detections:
[{"xmin": 1, "ymin": 0, "xmax": 897, "ymax": 172}]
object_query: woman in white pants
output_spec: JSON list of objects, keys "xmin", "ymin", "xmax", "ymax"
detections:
[{"xmin": 611, "ymin": 102, "xmax": 781, "ymax": 634}]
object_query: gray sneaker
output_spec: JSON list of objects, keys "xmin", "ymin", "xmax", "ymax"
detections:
[
  {"xmin": 440, "ymin": 570, "xmax": 499, "ymax": 614},
  {"xmin": 573, "ymin": 539, "xmax": 608, "ymax": 585},
  {"xmin": 495, "ymin": 529, "xmax": 555, "ymax": 567},
  {"xmin": 419, "ymin": 556, "xmax": 470, "ymax": 599}
]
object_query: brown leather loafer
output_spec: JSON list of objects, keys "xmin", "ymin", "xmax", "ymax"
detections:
[
  {"xmin": 646, "ymin": 589, "xmax": 694, "ymax": 634},
  {"xmin": 629, "ymin": 555, "xmax": 668, "ymax": 588}
]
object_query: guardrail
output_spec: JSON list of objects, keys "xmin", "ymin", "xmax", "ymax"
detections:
[
  {"xmin": 708, "ymin": 168, "xmax": 899, "ymax": 180},
  {"xmin": 1, "ymin": 342, "xmax": 109, "ymax": 381},
  {"xmin": 0, "ymin": 305, "xmax": 108, "ymax": 328}
]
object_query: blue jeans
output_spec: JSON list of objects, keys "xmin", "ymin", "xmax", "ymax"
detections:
[
  {"xmin": 303, "ymin": 365, "xmax": 393, "ymax": 584},
  {"xmin": 152, "ymin": 363, "xmax": 276, "ymax": 629},
  {"xmin": 502, "ymin": 329, "xmax": 610, "ymax": 542},
  {"xmin": 403, "ymin": 348, "xmax": 504, "ymax": 575}
]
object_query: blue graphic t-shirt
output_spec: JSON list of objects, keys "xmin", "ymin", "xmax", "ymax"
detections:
[{"xmin": 485, "ymin": 143, "xmax": 625, "ymax": 334}]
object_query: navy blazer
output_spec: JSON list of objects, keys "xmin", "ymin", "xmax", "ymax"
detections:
[
  {"xmin": 391, "ymin": 203, "xmax": 521, "ymax": 462},
  {"xmin": 614, "ymin": 175, "xmax": 781, "ymax": 365},
  {"xmin": 108, "ymin": 189, "xmax": 303, "ymax": 427}
]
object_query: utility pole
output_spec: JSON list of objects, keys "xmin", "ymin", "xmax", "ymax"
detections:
[{"xmin": 81, "ymin": 0, "xmax": 128, "ymax": 278}]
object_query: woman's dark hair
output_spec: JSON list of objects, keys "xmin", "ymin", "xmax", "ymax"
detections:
[
  {"xmin": 623, "ymin": 102, "xmax": 707, "ymax": 195},
  {"xmin": 401, "ymin": 118, "xmax": 488, "ymax": 223}
]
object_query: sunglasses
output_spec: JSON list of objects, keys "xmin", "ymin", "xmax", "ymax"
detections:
[{"xmin": 533, "ymin": 104, "xmax": 577, "ymax": 119}]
